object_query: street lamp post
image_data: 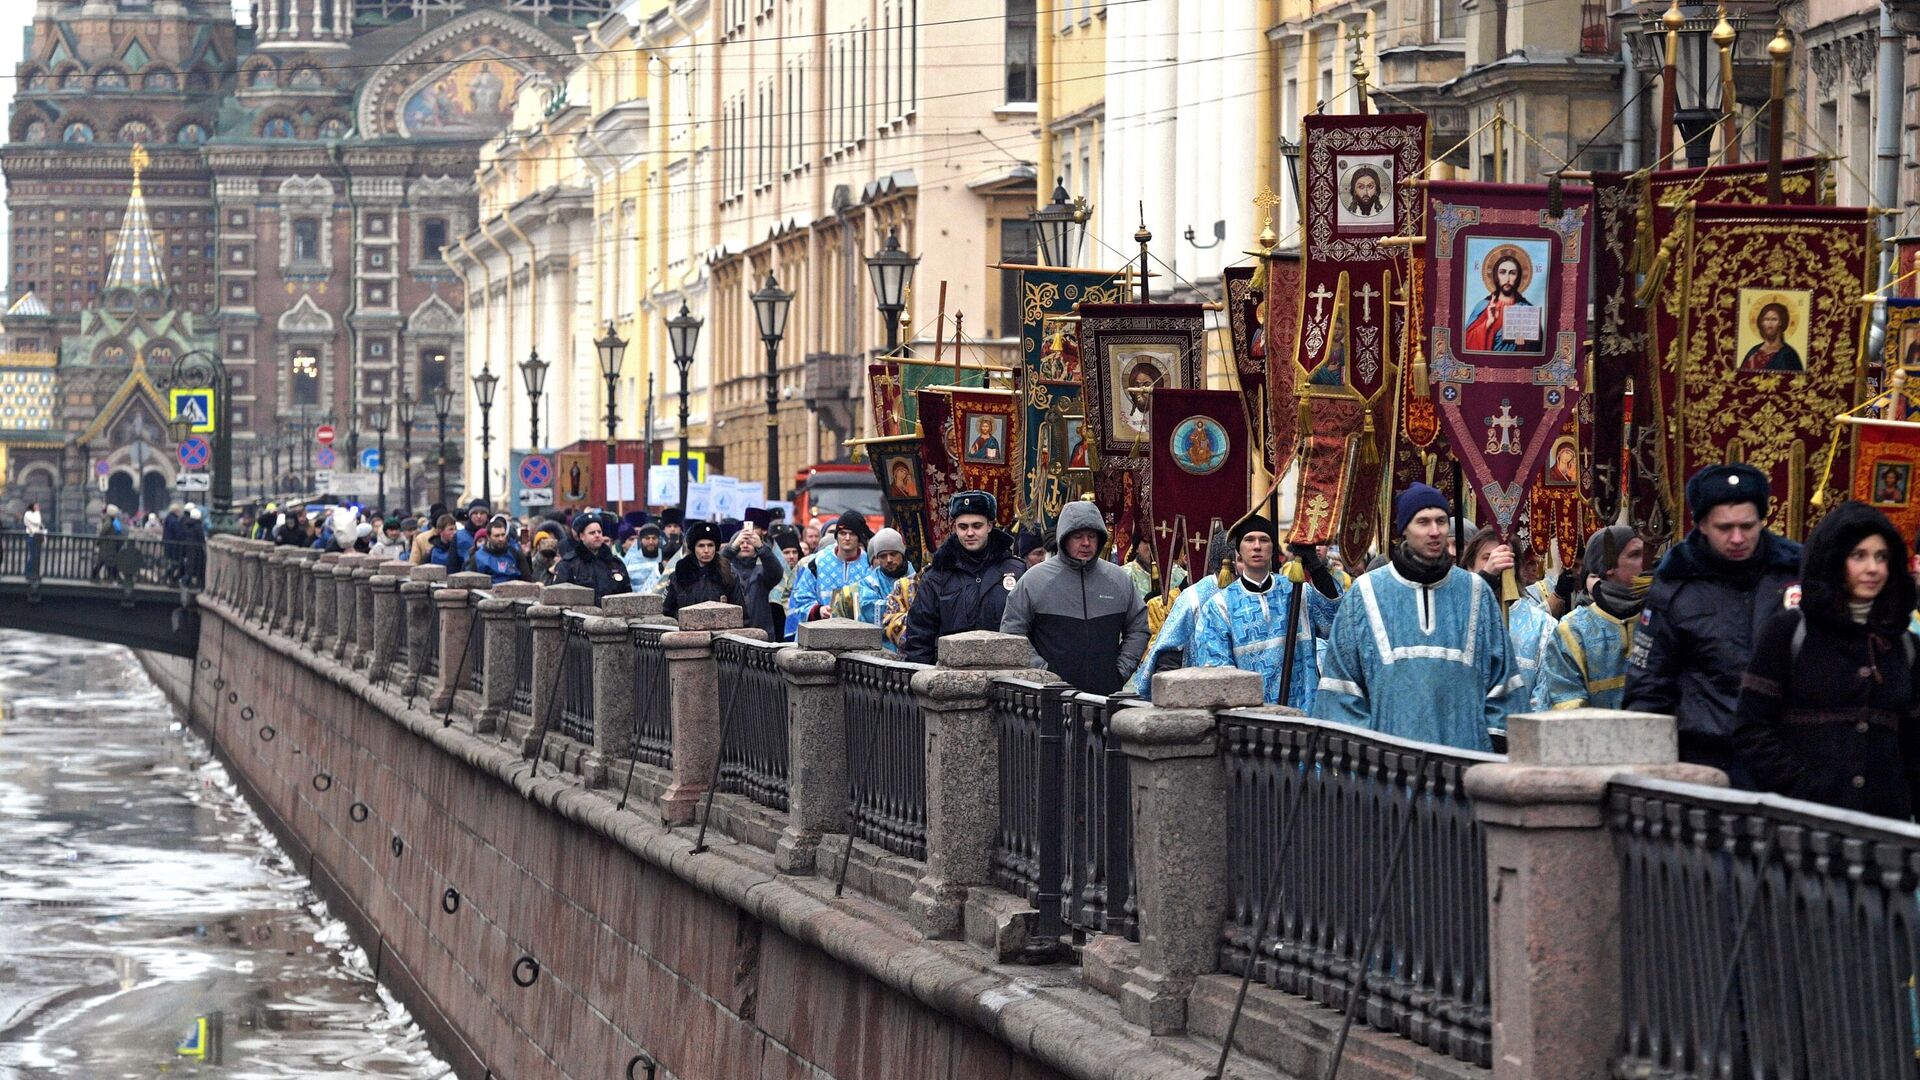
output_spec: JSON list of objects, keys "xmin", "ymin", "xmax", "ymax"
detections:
[
  {"xmin": 1030, "ymin": 178, "xmax": 1092, "ymax": 269},
  {"xmin": 472, "ymin": 364, "xmax": 499, "ymax": 508},
  {"xmin": 368, "ymin": 399, "xmax": 390, "ymax": 515},
  {"xmin": 750, "ymin": 271, "xmax": 793, "ymax": 499},
  {"xmin": 432, "ymin": 384, "xmax": 454, "ymax": 510},
  {"xmin": 596, "ymin": 323, "xmax": 628, "ymax": 505},
  {"xmin": 519, "ymin": 347, "xmax": 548, "ymax": 449},
  {"xmin": 156, "ymin": 348, "xmax": 235, "ymax": 528},
  {"xmin": 666, "ymin": 301, "xmax": 703, "ymax": 510},
  {"xmin": 865, "ymin": 226, "xmax": 919, "ymax": 355},
  {"xmin": 397, "ymin": 393, "xmax": 416, "ymax": 515}
]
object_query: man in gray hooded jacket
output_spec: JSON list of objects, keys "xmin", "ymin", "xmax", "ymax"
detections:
[{"xmin": 1000, "ymin": 500, "xmax": 1150, "ymax": 694}]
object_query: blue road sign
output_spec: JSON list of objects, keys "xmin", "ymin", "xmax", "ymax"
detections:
[
  {"xmin": 177, "ymin": 436, "xmax": 210, "ymax": 469},
  {"xmin": 359, "ymin": 447, "xmax": 382, "ymax": 471},
  {"xmin": 519, "ymin": 454, "xmax": 553, "ymax": 487},
  {"xmin": 315, "ymin": 447, "xmax": 336, "ymax": 468}
]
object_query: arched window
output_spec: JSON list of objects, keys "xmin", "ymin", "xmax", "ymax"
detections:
[
  {"xmin": 292, "ymin": 219, "xmax": 320, "ymax": 262},
  {"xmin": 290, "ymin": 349, "xmax": 320, "ymax": 404}
]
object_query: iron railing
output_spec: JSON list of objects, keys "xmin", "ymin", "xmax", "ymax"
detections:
[
  {"xmin": 838, "ymin": 652, "xmax": 931, "ymax": 861},
  {"xmin": 628, "ymin": 623, "xmax": 673, "ymax": 768},
  {"xmin": 556, "ymin": 613, "xmax": 596, "ymax": 745},
  {"xmin": 991, "ymin": 677, "xmax": 1071, "ymax": 944},
  {"xmin": 1064, "ymin": 692, "xmax": 1141, "ymax": 941},
  {"xmin": 0, "ymin": 529, "xmax": 178, "ymax": 588},
  {"xmin": 714, "ymin": 634, "xmax": 792, "ymax": 811},
  {"xmin": 1610, "ymin": 776, "xmax": 1920, "ymax": 1079},
  {"xmin": 510, "ymin": 601, "xmax": 534, "ymax": 716},
  {"xmin": 1216, "ymin": 710, "xmax": 1495, "ymax": 1068},
  {"xmin": 464, "ymin": 591, "xmax": 488, "ymax": 695}
]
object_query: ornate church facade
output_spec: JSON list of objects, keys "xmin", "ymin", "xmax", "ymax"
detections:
[{"xmin": 0, "ymin": 0, "xmax": 602, "ymax": 527}]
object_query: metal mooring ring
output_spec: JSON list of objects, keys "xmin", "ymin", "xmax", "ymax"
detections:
[
  {"xmin": 441, "ymin": 888, "xmax": 460, "ymax": 915},
  {"xmin": 240, "ymin": 706, "xmax": 255, "ymax": 722},
  {"xmin": 212, "ymin": 677, "xmax": 225, "ymax": 690},
  {"xmin": 391, "ymin": 835, "xmax": 404, "ymax": 858},
  {"xmin": 627, "ymin": 1052, "xmax": 658, "ymax": 1080},
  {"xmin": 259, "ymin": 725, "xmax": 276, "ymax": 742},
  {"xmin": 312, "ymin": 773, "xmax": 333, "ymax": 792},
  {"xmin": 198, "ymin": 659, "xmax": 212, "ymax": 670},
  {"xmin": 226, "ymin": 691, "xmax": 239, "ymax": 704},
  {"xmin": 511, "ymin": 956, "xmax": 540, "ymax": 988},
  {"xmin": 349, "ymin": 802, "xmax": 369, "ymax": 823}
]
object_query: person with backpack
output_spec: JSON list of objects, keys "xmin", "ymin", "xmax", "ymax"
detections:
[{"xmin": 1732, "ymin": 501, "xmax": 1920, "ymax": 819}]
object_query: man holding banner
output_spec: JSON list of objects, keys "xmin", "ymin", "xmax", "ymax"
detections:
[{"xmin": 1189, "ymin": 513, "xmax": 1342, "ymax": 712}]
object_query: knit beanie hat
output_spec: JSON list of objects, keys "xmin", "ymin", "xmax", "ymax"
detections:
[
  {"xmin": 1393, "ymin": 482, "xmax": 1450, "ymax": 536},
  {"xmin": 1582, "ymin": 524, "xmax": 1639, "ymax": 580},
  {"xmin": 868, "ymin": 528, "xmax": 907, "ymax": 558}
]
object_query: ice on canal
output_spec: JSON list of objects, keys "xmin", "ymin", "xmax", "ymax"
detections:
[{"xmin": 0, "ymin": 630, "xmax": 453, "ymax": 1079}]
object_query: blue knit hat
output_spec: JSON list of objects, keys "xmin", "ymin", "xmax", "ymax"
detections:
[{"xmin": 1393, "ymin": 482, "xmax": 1450, "ymax": 536}]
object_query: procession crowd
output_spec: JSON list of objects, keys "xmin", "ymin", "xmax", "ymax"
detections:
[{"xmin": 218, "ymin": 457, "xmax": 1920, "ymax": 825}]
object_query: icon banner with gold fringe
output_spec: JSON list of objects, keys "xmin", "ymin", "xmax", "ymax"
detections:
[
  {"xmin": 1078, "ymin": 302, "xmax": 1208, "ymax": 560},
  {"xmin": 1148, "ymin": 388, "xmax": 1248, "ymax": 587}
]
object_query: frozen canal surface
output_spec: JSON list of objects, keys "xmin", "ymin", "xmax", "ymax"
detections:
[{"xmin": 0, "ymin": 631, "xmax": 452, "ymax": 1079}]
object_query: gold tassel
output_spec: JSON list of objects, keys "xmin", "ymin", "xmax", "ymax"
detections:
[
  {"xmin": 1361, "ymin": 411, "xmax": 1380, "ymax": 466},
  {"xmin": 1411, "ymin": 343, "xmax": 1429, "ymax": 400},
  {"xmin": 1298, "ymin": 395, "xmax": 1313, "ymax": 438}
]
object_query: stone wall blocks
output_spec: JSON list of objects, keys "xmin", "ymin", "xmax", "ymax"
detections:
[
  {"xmin": 934, "ymin": 630, "xmax": 1034, "ymax": 669},
  {"xmin": 675, "ymin": 601, "xmax": 745, "ymax": 631},
  {"xmin": 599, "ymin": 593, "xmax": 664, "ymax": 618}
]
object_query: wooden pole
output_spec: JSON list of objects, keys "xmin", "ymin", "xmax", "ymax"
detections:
[
  {"xmin": 1659, "ymin": 0, "xmax": 1683, "ymax": 165},
  {"xmin": 932, "ymin": 280, "xmax": 948, "ymax": 365},
  {"xmin": 1714, "ymin": 4, "xmax": 1739, "ymax": 164},
  {"xmin": 1766, "ymin": 24, "xmax": 1792, "ymax": 201}
]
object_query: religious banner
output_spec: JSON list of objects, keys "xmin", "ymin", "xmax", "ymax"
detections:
[
  {"xmin": 1423, "ymin": 180, "xmax": 1593, "ymax": 537},
  {"xmin": 859, "ymin": 433, "xmax": 932, "ymax": 566},
  {"xmin": 1262, "ymin": 251, "xmax": 1305, "ymax": 480},
  {"xmin": 1892, "ymin": 235, "xmax": 1920, "ymax": 299},
  {"xmin": 1527, "ymin": 417, "xmax": 1592, "ymax": 573},
  {"xmin": 1223, "ymin": 265, "xmax": 1271, "ymax": 475},
  {"xmin": 1148, "ymin": 389, "xmax": 1248, "ymax": 587},
  {"xmin": 1078, "ymin": 302, "xmax": 1208, "ymax": 559},
  {"xmin": 1588, "ymin": 158, "xmax": 1826, "ymax": 531},
  {"xmin": 1650, "ymin": 202, "xmax": 1873, "ymax": 540},
  {"xmin": 868, "ymin": 359, "xmax": 997, "ymax": 438},
  {"xmin": 1851, "ymin": 418, "xmax": 1920, "ymax": 542},
  {"xmin": 1286, "ymin": 111, "xmax": 1426, "ymax": 549},
  {"xmin": 1875, "ymin": 298, "xmax": 1920, "ymax": 418},
  {"xmin": 915, "ymin": 389, "xmax": 961, "ymax": 553},
  {"xmin": 1013, "ymin": 265, "xmax": 1129, "ymax": 527},
  {"xmin": 946, "ymin": 386, "xmax": 1022, "ymax": 523}
]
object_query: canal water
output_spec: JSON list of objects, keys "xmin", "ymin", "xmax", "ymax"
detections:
[{"xmin": 0, "ymin": 631, "xmax": 452, "ymax": 1079}]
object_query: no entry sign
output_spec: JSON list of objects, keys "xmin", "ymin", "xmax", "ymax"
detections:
[{"xmin": 315, "ymin": 424, "xmax": 336, "ymax": 447}]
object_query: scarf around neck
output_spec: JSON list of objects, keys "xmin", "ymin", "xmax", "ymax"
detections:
[{"xmin": 1390, "ymin": 541, "xmax": 1452, "ymax": 586}]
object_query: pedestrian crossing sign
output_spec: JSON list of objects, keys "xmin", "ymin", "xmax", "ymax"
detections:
[{"xmin": 170, "ymin": 388, "xmax": 216, "ymax": 433}]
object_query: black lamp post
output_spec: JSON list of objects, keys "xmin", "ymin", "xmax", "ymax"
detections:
[
  {"xmin": 519, "ymin": 347, "xmax": 548, "ymax": 449},
  {"xmin": 865, "ymin": 226, "xmax": 918, "ymax": 355},
  {"xmin": 397, "ymin": 392, "xmax": 416, "ymax": 515},
  {"xmin": 596, "ymin": 322, "xmax": 628, "ymax": 505},
  {"xmin": 1030, "ymin": 177, "xmax": 1091, "ymax": 269},
  {"xmin": 751, "ymin": 271, "xmax": 792, "ymax": 498},
  {"xmin": 432, "ymin": 384, "xmax": 454, "ymax": 510},
  {"xmin": 472, "ymin": 363, "xmax": 499, "ymax": 508},
  {"xmin": 666, "ymin": 300, "xmax": 703, "ymax": 510},
  {"xmin": 156, "ymin": 348, "xmax": 235, "ymax": 528},
  {"xmin": 368, "ymin": 398, "xmax": 390, "ymax": 515}
]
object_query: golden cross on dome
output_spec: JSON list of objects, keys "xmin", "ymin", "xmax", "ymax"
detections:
[{"xmin": 129, "ymin": 143, "xmax": 150, "ymax": 190}]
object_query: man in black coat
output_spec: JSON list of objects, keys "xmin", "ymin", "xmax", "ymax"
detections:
[
  {"xmin": 548, "ymin": 509, "xmax": 633, "ymax": 602},
  {"xmin": 901, "ymin": 490, "xmax": 1025, "ymax": 663},
  {"xmin": 1625, "ymin": 463, "xmax": 1803, "ymax": 787}
]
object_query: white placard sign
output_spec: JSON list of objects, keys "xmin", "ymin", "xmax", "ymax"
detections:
[
  {"xmin": 684, "ymin": 482, "xmax": 714, "ymax": 521},
  {"xmin": 647, "ymin": 465, "xmax": 679, "ymax": 506},
  {"xmin": 604, "ymin": 462, "xmax": 636, "ymax": 502}
]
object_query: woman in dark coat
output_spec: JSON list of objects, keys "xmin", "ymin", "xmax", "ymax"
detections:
[
  {"xmin": 1732, "ymin": 500, "xmax": 1920, "ymax": 819},
  {"xmin": 663, "ymin": 521, "xmax": 746, "ymax": 616},
  {"xmin": 549, "ymin": 510, "xmax": 632, "ymax": 602}
]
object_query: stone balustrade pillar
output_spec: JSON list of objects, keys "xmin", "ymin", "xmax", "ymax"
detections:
[
  {"xmin": 286, "ymin": 550, "xmax": 314, "ymax": 638},
  {"xmin": 476, "ymin": 582, "xmax": 540, "ymax": 734},
  {"xmin": 433, "ymin": 571, "xmax": 491, "ymax": 713},
  {"xmin": 401, "ymin": 565, "xmax": 447, "ymax": 700},
  {"xmin": 519, "ymin": 583, "xmax": 596, "ymax": 754},
  {"xmin": 583, "ymin": 612, "xmax": 637, "ymax": 788},
  {"xmin": 351, "ymin": 560, "xmax": 379, "ymax": 670},
  {"xmin": 367, "ymin": 561, "xmax": 412, "ymax": 685},
  {"xmin": 906, "ymin": 631, "xmax": 1046, "ymax": 941},
  {"xmin": 774, "ymin": 618, "xmax": 885, "ymax": 874},
  {"xmin": 1466, "ymin": 710, "xmax": 1726, "ymax": 1080},
  {"xmin": 276, "ymin": 551, "xmax": 301, "ymax": 633},
  {"xmin": 658, "ymin": 601, "xmax": 746, "ymax": 826},
  {"xmin": 331, "ymin": 558, "xmax": 359, "ymax": 662},
  {"xmin": 240, "ymin": 542, "xmax": 266, "ymax": 620},
  {"xmin": 310, "ymin": 553, "xmax": 342, "ymax": 652},
  {"xmin": 264, "ymin": 550, "xmax": 290, "ymax": 633},
  {"xmin": 1114, "ymin": 666, "xmax": 1264, "ymax": 1035}
]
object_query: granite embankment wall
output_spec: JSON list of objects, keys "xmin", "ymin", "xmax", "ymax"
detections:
[{"xmin": 141, "ymin": 605, "xmax": 1133, "ymax": 1080}]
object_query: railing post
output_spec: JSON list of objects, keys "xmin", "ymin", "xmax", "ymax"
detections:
[
  {"xmin": 330, "ymin": 557, "xmax": 359, "ymax": 662},
  {"xmin": 521, "ymin": 584, "xmax": 597, "ymax": 754},
  {"xmin": 368, "ymin": 560, "xmax": 412, "ymax": 685},
  {"xmin": 1466, "ymin": 710, "xmax": 1726, "ymax": 1080},
  {"xmin": 435, "ymin": 571, "xmax": 491, "ymax": 713},
  {"xmin": 773, "ymin": 618, "xmax": 885, "ymax": 874},
  {"xmin": 402, "ymin": 565, "xmax": 447, "ymax": 699},
  {"xmin": 241, "ymin": 541, "xmax": 268, "ymax": 620},
  {"xmin": 583, "ymin": 612, "xmax": 637, "ymax": 788},
  {"xmin": 476, "ymin": 581, "xmax": 540, "ymax": 733},
  {"xmin": 352, "ymin": 557, "xmax": 380, "ymax": 670},
  {"xmin": 659, "ymin": 601, "xmax": 746, "ymax": 825},
  {"xmin": 286, "ymin": 549, "xmax": 315, "ymax": 638},
  {"xmin": 264, "ymin": 549, "xmax": 290, "ymax": 633},
  {"xmin": 906, "ymin": 631, "xmax": 1044, "ymax": 941},
  {"xmin": 1112, "ymin": 667, "xmax": 1263, "ymax": 1035},
  {"xmin": 310, "ymin": 552, "xmax": 342, "ymax": 652},
  {"xmin": 276, "ymin": 550, "xmax": 301, "ymax": 633}
]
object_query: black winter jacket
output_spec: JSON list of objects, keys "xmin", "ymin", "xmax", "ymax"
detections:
[
  {"xmin": 901, "ymin": 530, "xmax": 1024, "ymax": 664},
  {"xmin": 662, "ymin": 555, "xmax": 746, "ymax": 616},
  {"xmin": 1624, "ymin": 529, "xmax": 1803, "ymax": 753},
  {"xmin": 548, "ymin": 543, "xmax": 632, "ymax": 602},
  {"xmin": 725, "ymin": 543, "xmax": 786, "ymax": 637},
  {"xmin": 1731, "ymin": 501, "xmax": 1920, "ymax": 819}
]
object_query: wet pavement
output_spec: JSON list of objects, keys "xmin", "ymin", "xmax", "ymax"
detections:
[{"xmin": 0, "ymin": 631, "xmax": 452, "ymax": 1079}]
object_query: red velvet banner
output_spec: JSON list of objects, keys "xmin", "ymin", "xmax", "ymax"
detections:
[
  {"xmin": 1078, "ymin": 303, "xmax": 1208, "ymax": 559},
  {"xmin": 1263, "ymin": 252, "xmax": 1304, "ymax": 481},
  {"xmin": 1852, "ymin": 419, "xmax": 1920, "ymax": 543},
  {"xmin": 1650, "ymin": 203, "xmax": 1873, "ymax": 541},
  {"xmin": 1224, "ymin": 265, "xmax": 1271, "ymax": 476},
  {"xmin": 916, "ymin": 390, "xmax": 960, "ymax": 552},
  {"xmin": 1148, "ymin": 388, "xmax": 1248, "ymax": 586},
  {"xmin": 1422, "ymin": 180, "xmax": 1593, "ymax": 539}
]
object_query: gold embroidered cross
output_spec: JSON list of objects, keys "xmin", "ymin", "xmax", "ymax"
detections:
[{"xmin": 1302, "ymin": 492, "xmax": 1333, "ymax": 538}]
